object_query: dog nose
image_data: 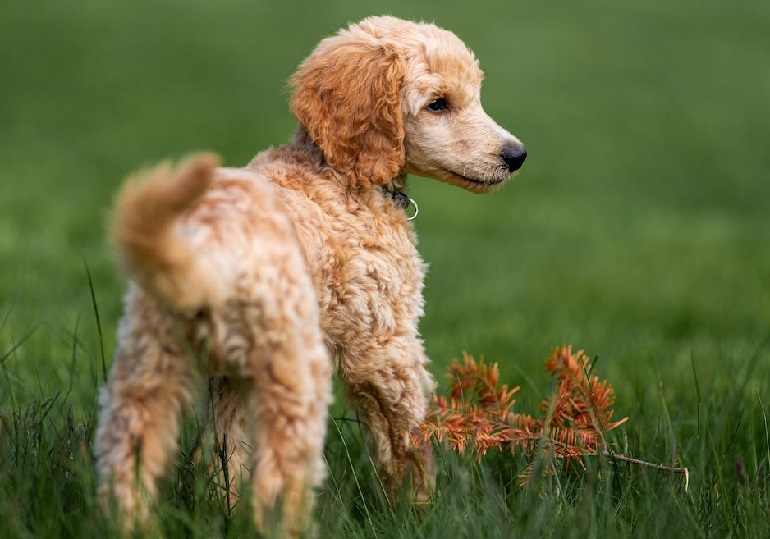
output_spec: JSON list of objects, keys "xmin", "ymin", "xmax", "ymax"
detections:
[{"xmin": 501, "ymin": 144, "xmax": 527, "ymax": 172}]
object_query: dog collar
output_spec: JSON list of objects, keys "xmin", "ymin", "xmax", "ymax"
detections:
[
  {"xmin": 381, "ymin": 176, "xmax": 419, "ymax": 220},
  {"xmin": 391, "ymin": 190, "xmax": 419, "ymax": 220}
]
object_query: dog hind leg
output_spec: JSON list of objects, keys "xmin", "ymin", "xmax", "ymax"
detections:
[
  {"xmin": 95, "ymin": 334, "xmax": 198, "ymax": 528},
  {"xmin": 213, "ymin": 262, "xmax": 331, "ymax": 536}
]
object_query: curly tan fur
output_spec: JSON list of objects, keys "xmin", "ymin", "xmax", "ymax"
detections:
[
  {"xmin": 290, "ymin": 33, "xmax": 406, "ymax": 187},
  {"xmin": 95, "ymin": 15, "xmax": 525, "ymax": 537}
]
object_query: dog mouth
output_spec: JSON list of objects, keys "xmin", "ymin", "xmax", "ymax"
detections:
[
  {"xmin": 403, "ymin": 162, "xmax": 514, "ymax": 193},
  {"xmin": 444, "ymin": 168, "xmax": 513, "ymax": 193}
]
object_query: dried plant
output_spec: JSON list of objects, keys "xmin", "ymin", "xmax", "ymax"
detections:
[
  {"xmin": 415, "ymin": 345, "xmax": 688, "ymax": 488},
  {"xmin": 417, "ymin": 353, "xmax": 521, "ymax": 456}
]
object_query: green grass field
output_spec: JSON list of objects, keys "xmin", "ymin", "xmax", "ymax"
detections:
[{"xmin": 1, "ymin": 0, "xmax": 769, "ymax": 536}]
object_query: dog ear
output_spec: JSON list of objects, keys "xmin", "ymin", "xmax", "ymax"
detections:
[{"xmin": 290, "ymin": 32, "xmax": 406, "ymax": 189}]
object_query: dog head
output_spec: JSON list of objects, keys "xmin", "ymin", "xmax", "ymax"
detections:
[{"xmin": 290, "ymin": 16, "xmax": 526, "ymax": 193}]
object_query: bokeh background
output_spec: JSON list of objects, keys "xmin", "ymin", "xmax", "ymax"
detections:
[{"xmin": 1, "ymin": 0, "xmax": 768, "ymax": 415}]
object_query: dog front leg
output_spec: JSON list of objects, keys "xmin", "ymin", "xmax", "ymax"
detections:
[{"xmin": 340, "ymin": 337, "xmax": 436, "ymax": 502}]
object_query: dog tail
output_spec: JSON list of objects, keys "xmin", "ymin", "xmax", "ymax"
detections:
[{"xmin": 110, "ymin": 153, "xmax": 222, "ymax": 310}]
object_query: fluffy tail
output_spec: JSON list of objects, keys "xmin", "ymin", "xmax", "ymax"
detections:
[{"xmin": 110, "ymin": 153, "xmax": 221, "ymax": 310}]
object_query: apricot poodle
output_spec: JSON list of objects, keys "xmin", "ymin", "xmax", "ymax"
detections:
[{"xmin": 95, "ymin": 15, "xmax": 526, "ymax": 537}]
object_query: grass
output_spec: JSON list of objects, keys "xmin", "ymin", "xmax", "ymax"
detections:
[{"xmin": 1, "ymin": 0, "xmax": 769, "ymax": 536}]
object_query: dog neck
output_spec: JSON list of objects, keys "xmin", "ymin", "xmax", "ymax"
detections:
[
  {"xmin": 291, "ymin": 124, "xmax": 415, "ymax": 212},
  {"xmin": 290, "ymin": 124, "xmax": 325, "ymax": 160}
]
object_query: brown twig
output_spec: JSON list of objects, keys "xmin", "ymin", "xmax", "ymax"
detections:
[{"xmin": 604, "ymin": 451, "xmax": 690, "ymax": 492}]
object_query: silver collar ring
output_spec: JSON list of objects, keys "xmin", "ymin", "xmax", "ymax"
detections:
[{"xmin": 406, "ymin": 198, "xmax": 419, "ymax": 221}]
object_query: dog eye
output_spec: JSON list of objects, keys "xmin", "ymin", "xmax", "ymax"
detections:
[{"xmin": 426, "ymin": 98, "xmax": 449, "ymax": 113}]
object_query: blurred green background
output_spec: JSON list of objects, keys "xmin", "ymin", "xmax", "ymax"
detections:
[{"xmin": 1, "ymin": 0, "xmax": 768, "ymax": 414}]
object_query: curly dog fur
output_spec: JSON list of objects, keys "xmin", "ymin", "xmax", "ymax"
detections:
[{"xmin": 95, "ymin": 15, "xmax": 526, "ymax": 536}]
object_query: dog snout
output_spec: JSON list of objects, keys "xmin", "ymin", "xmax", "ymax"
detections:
[{"xmin": 501, "ymin": 144, "xmax": 527, "ymax": 172}]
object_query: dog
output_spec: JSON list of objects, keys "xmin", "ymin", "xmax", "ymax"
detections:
[{"xmin": 95, "ymin": 15, "xmax": 526, "ymax": 537}]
